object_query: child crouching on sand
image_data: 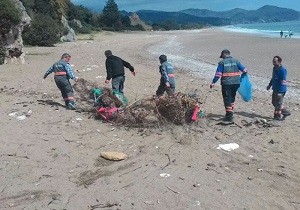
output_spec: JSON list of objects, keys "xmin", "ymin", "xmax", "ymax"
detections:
[{"xmin": 267, "ymin": 55, "xmax": 291, "ymax": 120}]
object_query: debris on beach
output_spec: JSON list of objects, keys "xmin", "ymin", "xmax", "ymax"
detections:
[
  {"xmin": 100, "ymin": 151, "xmax": 128, "ymax": 161},
  {"xmin": 160, "ymin": 173, "xmax": 171, "ymax": 178},
  {"xmin": 8, "ymin": 112, "xmax": 18, "ymax": 117},
  {"xmin": 217, "ymin": 143, "xmax": 239, "ymax": 151},
  {"xmin": 8, "ymin": 111, "xmax": 31, "ymax": 121},
  {"xmin": 73, "ymin": 78, "xmax": 205, "ymax": 128},
  {"xmin": 16, "ymin": 115, "xmax": 26, "ymax": 121}
]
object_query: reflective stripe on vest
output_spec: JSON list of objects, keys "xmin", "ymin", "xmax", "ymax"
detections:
[
  {"xmin": 64, "ymin": 96, "xmax": 74, "ymax": 101},
  {"xmin": 55, "ymin": 72, "xmax": 67, "ymax": 76},
  {"xmin": 220, "ymin": 57, "xmax": 240, "ymax": 85},
  {"xmin": 222, "ymin": 72, "xmax": 240, "ymax": 77},
  {"xmin": 53, "ymin": 59, "xmax": 68, "ymax": 76}
]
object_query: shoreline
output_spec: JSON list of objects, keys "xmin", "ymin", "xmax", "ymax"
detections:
[
  {"xmin": 219, "ymin": 20, "xmax": 300, "ymax": 39},
  {"xmin": 145, "ymin": 29, "xmax": 300, "ymax": 102}
]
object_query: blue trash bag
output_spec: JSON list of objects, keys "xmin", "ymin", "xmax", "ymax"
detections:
[{"xmin": 238, "ymin": 74, "xmax": 252, "ymax": 102}]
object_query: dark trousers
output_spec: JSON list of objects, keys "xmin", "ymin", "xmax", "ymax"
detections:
[
  {"xmin": 272, "ymin": 92, "xmax": 289, "ymax": 117},
  {"xmin": 112, "ymin": 76, "xmax": 125, "ymax": 94},
  {"xmin": 54, "ymin": 76, "xmax": 74, "ymax": 106},
  {"xmin": 221, "ymin": 84, "xmax": 240, "ymax": 118},
  {"xmin": 156, "ymin": 77, "xmax": 175, "ymax": 96}
]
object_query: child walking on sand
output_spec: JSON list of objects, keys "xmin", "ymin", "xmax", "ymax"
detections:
[{"xmin": 267, "ymin": 55, "xmax": 291, "ymax": 120}]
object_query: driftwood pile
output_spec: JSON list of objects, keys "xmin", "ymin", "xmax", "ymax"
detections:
[{"xmin": 73, "ymin": 78, "xmax": 203, "ymax": 127}]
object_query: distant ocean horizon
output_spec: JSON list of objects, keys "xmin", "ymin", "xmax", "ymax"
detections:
[{"xmin": 221, "ymin": 20, "xmax": 300, "ymax": 38}]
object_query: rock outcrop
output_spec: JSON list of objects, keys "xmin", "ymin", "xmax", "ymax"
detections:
[
  {"xmin": 129, "ymin": 13, "xmax": 152, "ymax": 31},
  {"xmin": 0, "ymin": 0, "xmax": 31, "ymax": 64},
  {"xmin": 60, "ymin": 16, "xmax": 77, "ymax": 42}
]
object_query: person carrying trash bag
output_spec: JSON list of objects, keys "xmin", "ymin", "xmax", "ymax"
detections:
[
  {"xmin": 43, "ymin": 53, "xmax": 78, "ymax": 110},
  {"xmin": 156, "ymin": 54, "xmax": 176, "ymax": 97},
  {"xmin": 210, "ymin": 49, "xmax": 247, "ymax": 122},
  {"xmin": 267, "ymin": 55, "xmax": 291, "ymax": 120},
  {"xmin": 104, "ymin": 50, "xmax": 135, "ymax": 94}
]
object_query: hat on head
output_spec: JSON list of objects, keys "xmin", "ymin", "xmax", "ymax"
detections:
[{"xmin": 219, "ymin": 49, "xmax": 230, "ymax": 58}]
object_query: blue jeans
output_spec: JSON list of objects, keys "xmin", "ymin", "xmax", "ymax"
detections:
[{"xmin": 112, "ymin": 76, "xmax": 125, "ymax": 93}]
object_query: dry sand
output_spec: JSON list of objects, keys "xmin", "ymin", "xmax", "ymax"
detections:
[{"xmin": 0, "ymin": 29, "xmax": 299, "ymax": 210}]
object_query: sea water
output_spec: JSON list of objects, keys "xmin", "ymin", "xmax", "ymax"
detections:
[
  {"xmin": 223, "ymin": 20, "xmax": 300, "ymax": 38},
  {"xmin": 147, "ymin": 31, "xmax": 300, "ymax": 101}
]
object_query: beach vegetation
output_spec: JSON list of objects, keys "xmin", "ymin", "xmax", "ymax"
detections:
[
  {"xmin": 0, "ymin": 0, "xmax": 21, "ymax": 35},
  {"xmin": 99, "ymin": 0, "xmax": 121, "ymax": 28},
  {"xmin": 0, "ymin": 43, "xmax": 5, "ymax": 65},
  {"xmin": 129, "ymin": 24, "xmax": 146, "ymax": 31},
  {"xmin": 67, "ymin": 4, "xmax": 96, "ymax": 26},
  {"xmin": 23, "ymin": 13, "xmax": 60, "ymax": 46}
]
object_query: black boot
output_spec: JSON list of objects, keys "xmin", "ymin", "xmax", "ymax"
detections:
[
  {"xmin": 224, "ymin": 112, "xmax": 233, "ymax": 122},
  {"xmin": 67, "ymin": 101, "xmax": 76, "ymax": 110},
  {"xmin": 282, "ymin": 109, "xmax": 291, "ymax": 117}
]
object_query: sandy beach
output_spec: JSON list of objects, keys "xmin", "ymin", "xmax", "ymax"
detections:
[{"xmin": 0, "ymin": 29, "xmax": 299, "ymax": 209}]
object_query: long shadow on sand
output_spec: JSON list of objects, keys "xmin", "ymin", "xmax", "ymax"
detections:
[
  {"xmin": 37, "ymin": 99, "xmax": 65, "ymax": 108},
  {"xmin": 235, "ymin": 111, "xmax": 272, "ymax": 120},
  {"xmin": 206, "ymin": 113, "xmax": 224, "ymax": 121}
]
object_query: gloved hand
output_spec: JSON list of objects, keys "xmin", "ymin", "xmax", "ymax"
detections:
[{"xmin": 266, "ymin": 85, "xmax": 271, "ymax": 90}]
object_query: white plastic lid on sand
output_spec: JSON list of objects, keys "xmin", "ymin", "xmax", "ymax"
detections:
[{"xmin": 217, "ymin": 143, "xmax": 239, "ymax": 151}]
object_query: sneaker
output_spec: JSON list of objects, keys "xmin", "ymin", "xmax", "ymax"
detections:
[
  {"xmin": 224, "ymin": 115, "xmax": 233, "ymax": 122},
  {"xmin": 282, "ymin": 110, "xmax": 291, "ymax": 117},
  {"xmin": 273, "ymin": 116, "xmax": 282, "ymax": 121},
  {"xmin": 67, "ymin": 103, "xmax": 76, "ymax": 110}
]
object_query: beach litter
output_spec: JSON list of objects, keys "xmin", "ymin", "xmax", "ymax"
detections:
[
  {"xmin": 16, "ymin": 115, "xmax": 27, "ymax": 121},
  {"xmin": 100, "ymin": 151, "xmax": 128, "ymax": 161},
  {"xmin": 160, "ymin": 173, "xmax": 171, "ymax": 178},
  {"xmin": 8, "ymin": 112, "xmax": 18, "ymax": 117},
  {"xmin": 73, "ymin": 78, "xmax": 206, "ymax": 128},
  {"xmin": 9, "ymin": 111, "xmax": 28, "ymax": 121},
  {"xmin": 217, "ymin": 143, "xmax": 239, "ymax": 151}
]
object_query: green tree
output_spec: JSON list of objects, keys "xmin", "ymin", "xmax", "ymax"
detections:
[
  {"xmin": 31, "ymin": 0, "xmax": 69, "ymax": 20},
  {"xmin": 162, "ymin": 20, "xmax": 180, "ymax": 30},
  {"xmin": 21, "ymin": 0, "xmax": 35, "ymax": 17},
  {"xmin": 23, "ymin": 13, "xmax": 60, "ymax": 46},
  {"xmin": 0, "ymin": 0, "xmax": 21, "ymax": 35},
  {"xmin": 121, "ymin": 15, "xmax": 131, "ymax": 27},
  {"xmin": 100, "ymin": 0, "xmax": 121, "ymax": 28},
  {"xmin": 0, "ymin": 42, "xmax": 5, "ymax": 65},
  {"xmin": 67, "ymin": 4, "xmax": 94, "ymax": 25},
  {"xmin": 32, "ymin": 0, "xmax": 56, "ymax": 19}
]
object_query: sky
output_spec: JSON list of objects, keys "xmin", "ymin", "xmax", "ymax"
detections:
[{"xmin": 71, "ymin": 0, "xmax": 300, "ymax": 12}]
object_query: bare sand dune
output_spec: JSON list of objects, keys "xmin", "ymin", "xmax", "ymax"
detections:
[{"xmin": 0, "ymin": 30, "xmax": 299, "ymax": 210}]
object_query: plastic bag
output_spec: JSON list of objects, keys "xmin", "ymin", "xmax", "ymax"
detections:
[
  {"xmin": 97, "ymin": 107, "xmax": 119, "ymax": 121},
  {"xmin": 112, "ymin": 90, "xmax": 128, "ymax": 106},
  {"xmin": 92, "ymin": 88, "xmax": 103, "ymax": 102},
  {"xmin": 238, "ymin": 74, "xmax": 252, "ymax": 102}
]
